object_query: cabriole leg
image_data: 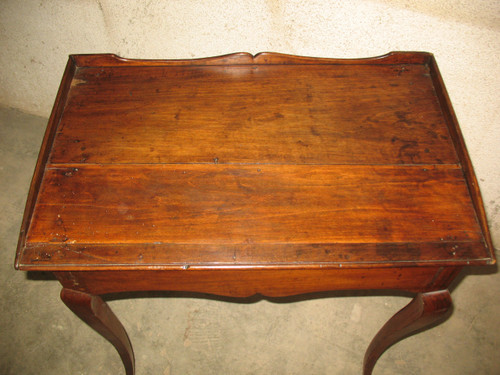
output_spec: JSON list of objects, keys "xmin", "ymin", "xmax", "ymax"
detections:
[
  {"xmin": 60, "ymin": 288, "xmax": 135, "ymax": 375},
  {"xmin": 363, "ymin": 290, "xmax": 452, "ymax": 375}
]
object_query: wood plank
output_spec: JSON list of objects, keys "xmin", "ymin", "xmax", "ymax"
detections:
[
  {"xmin": 21, "ymin": 164, "xmax": 484, "ymax": 268},
  {"xmin": 28, "ymin": 164, "xmax": 480, "ymax": 244},
  {"xmin": 50, "ymin": 64, "xmax": 457, "ymax": 165}
]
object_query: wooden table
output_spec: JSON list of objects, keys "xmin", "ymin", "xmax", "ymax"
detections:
[{"xmin": 15, "ymin": 52, "xmax": 495, "ymax": 374}]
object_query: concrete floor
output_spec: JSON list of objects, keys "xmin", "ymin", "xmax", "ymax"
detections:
[{"xmin": 0, "ymin": 104, "xmax": 499, "ymax": 375}]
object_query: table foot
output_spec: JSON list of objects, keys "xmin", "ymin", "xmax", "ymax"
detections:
[
  {"xmin": 363, "ymin": 290, "xmax": 452, "ymax": 375},
  {"xmin": 60, "ymin": 288, "xmax": 135, "ymax": 375}
]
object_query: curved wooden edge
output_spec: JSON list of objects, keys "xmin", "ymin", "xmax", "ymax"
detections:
[
  {"xmin": 54, "ymin": 267, "xmax": 460, "ymax": 297},
  {"xmin": 253, "ymin": 51, "xmax": 432, "ymax": 65},
  {"xmin": 363, "ymin": 290, "xmax": 452, "ymax": 375},
  {"xmin": 70, "ymin": 51, "xmax": 433, "ymax": 67},
  {"xmin": 428, "ymin": 56, "xmax": 496, "ymax": 264},
  {"xmin": 14, "ymin": 57, "xmax": 77, "ymax": 269},
  {"xmin": 60, "ymin": 288, "xmax": 135, "ymax": 375},
  {"xmin": 71, "ymin": 52, "xmax": 254, "ymax": 67}
]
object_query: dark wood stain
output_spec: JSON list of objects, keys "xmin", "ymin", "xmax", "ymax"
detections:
[
  {"xmin": 14, "ymin": 52, "xmax": 495, "ymax": 375},
  {"xmin": 15, "ymin": 51, "xmax": 494, "ymax": 270}
]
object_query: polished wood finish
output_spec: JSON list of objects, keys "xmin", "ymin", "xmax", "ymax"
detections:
[
  {"xmin": 60, "ymin": 288, "xmax": 134, "ymax": 375},
  {"xmin": 24, "ymin": 164, "xmax": 483, "ymax": 269},
  {"xmin": 54, "ymin": 266, "xmax": 462, "ymax": 297},
  {"xmin": 427, "ymin": 58, "xmax": 495, "ymax": 255},
  {"xmin": 52, "ymin": 63, "xmax": 456, "ymax": 165},
  {"xmin": 363, "ymin": 290, "xmax": 452, "ymax": 375},
  {"xmin": 15, "ymin": 52, "xmax": 495, "ymax": 374}
]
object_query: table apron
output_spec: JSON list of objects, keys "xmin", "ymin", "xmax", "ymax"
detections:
[{"xmin": 54, "ymin": 266, "xmax": 462, "ymax": 297}]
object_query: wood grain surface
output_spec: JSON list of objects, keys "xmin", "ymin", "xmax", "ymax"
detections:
[
  {"xmin": 52, "ymin": 64, "xmax": 456, "ymax": 165},
  {"xmin": 15, "ymin": 52, "xmax": 495, "ymax": 270},
  {"xmin": 15, "ymin": 52, "xmax": 496, "ymax": 375}
]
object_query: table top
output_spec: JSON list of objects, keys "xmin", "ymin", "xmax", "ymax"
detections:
[{"xmin": 15, "ymin": 52, "xmax": 495, "ymax": 271}]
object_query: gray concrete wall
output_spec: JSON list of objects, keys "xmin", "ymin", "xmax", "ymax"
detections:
[{"xmin": 1, "ymin": 0, "xmax": 499, "ymax": 247}]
